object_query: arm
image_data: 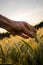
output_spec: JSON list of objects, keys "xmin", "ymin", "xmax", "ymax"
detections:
[{"xmin": 0, "ymin": 15, "xmax": 15, "ymax": 34}]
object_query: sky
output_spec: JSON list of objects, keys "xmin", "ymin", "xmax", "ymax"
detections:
[{"xmin": 0, "ymin": 0, "xmax": 43, "ymax": 33}]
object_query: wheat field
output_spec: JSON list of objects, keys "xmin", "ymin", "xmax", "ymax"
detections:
[{"xmin": 0, "ymin": 27, "xmax": 43, "ymax": 65}]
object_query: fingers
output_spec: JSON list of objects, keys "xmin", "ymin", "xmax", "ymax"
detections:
[
  {"xmin": 14, "ymin": 31, "xmax": 29, "ymax": 39},
  {"xmin": 29, "ymin": 25, "xmax": 37, "ymax": 33},
  {"xmin": 32, "ymin": 26, "xmax": 37, "ymax": 33},
  {"xmin": 17, "ymin": 32, "xmax": 29, "ymax": 39},
  {"xmin": 22, "ymin": 27, "xmax": 34, "ymax": 38},
  {"xmin": 16, "ymin": 22, "xmax": 36, "ymax": 38},
  {"xmin": 23, "ymin": 22, "xmax": 37, "ymax": 33}
]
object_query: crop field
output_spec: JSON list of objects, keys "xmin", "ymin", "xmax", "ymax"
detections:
[{"xmin": 0, "ymin": 27, "xmax": 43, "ymax": 65}]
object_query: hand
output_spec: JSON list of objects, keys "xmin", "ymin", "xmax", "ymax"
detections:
[
  {"xmin": 10, "ymin": 21, "xmax": 37, "ymax": 38},
  {"xmin": 0, "ymin": 15, "xmax": 37, "ymax": 38}
]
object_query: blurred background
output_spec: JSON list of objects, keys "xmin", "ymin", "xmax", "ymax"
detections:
[{"xmin": 0, "ymin": 0, "xmax": 43, "ymax": 24}]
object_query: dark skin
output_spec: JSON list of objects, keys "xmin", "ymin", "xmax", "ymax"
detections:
[{"xmin": 0, "ymin": 15, "xmax": 37, "ymax": 38}]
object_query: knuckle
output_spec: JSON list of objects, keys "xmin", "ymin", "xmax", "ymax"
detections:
[
  {"xmin": 23, "ymin": 21, "xmax": 26, "ymax": 24},
  {"xmin": 23, "ymin": 21, "xmax": 27, "ymax": 26}
]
